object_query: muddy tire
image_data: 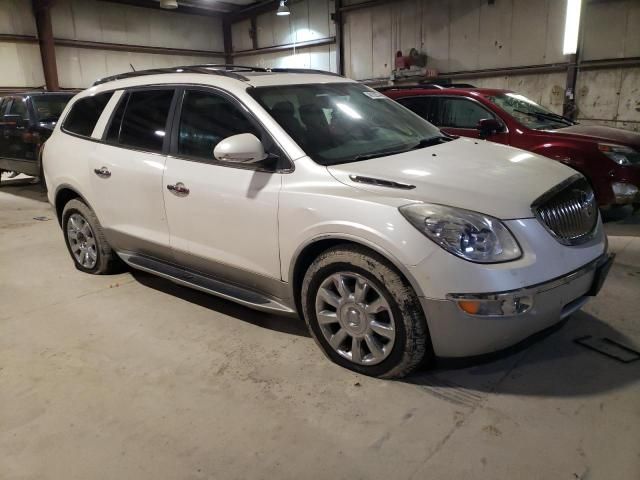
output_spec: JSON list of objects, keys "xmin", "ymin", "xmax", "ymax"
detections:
[
  {"xmin": 62, "ymin": 199, "xmax": 122, "ymax": 274},
  {"xmin": 301, "ymin": 244, "xmax": 432, "ymax": 379}
]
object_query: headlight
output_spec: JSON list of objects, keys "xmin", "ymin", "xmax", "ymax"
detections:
[
  {"xmin": 598, "ymin": 143, "xmax": 640, "ymax": 166},
  {"xmin": 399, "ymin": 203, "xmax": 521, "ymax": 263}
]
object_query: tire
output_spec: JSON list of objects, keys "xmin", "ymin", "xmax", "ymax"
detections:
[
  {"xmin": 301, "ymin": 244, "xmax": 432, "ymax": 379},
  {"xmin": 62, "ymin": 199, "xmax": 122, "ymax": 274}
]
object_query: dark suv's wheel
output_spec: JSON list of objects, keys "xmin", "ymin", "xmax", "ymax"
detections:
[
  {"xmin": 62, "ymin": 199, "xmax": 122, "ymax": 274},
  {"xmin": 301, "ymin": 244, "xmax": 432, "ymax": 379}
]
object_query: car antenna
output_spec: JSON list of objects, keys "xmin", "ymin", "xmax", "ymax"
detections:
[{"xmin": 129, "ymin": 63, "xmax": 136, "ymax": 72}]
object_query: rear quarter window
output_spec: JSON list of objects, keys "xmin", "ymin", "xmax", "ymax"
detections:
[{"xmin": 63, "ymin": 92, "xmax": 113, "ymax": 137}]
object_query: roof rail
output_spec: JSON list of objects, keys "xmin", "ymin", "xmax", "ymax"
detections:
[
  {"xmin": 92, "ymin": 64, "xmax": 341, "ymax": 86},
  {"xmin": 376, "ymin": 84, "xmax": 445, "ymax": 92},
  {"xmin": 418, "ymin": 81, "xmax": 477, "ymax": 88}
]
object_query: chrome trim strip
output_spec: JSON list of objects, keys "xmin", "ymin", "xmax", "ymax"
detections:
[{"xmin": 446, "ymin": 252, "xmax": 612, "ymax": 300}]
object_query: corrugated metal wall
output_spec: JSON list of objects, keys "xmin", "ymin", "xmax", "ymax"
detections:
[
  {"xmin": 233, "ymin": 0, "xmax": 337, "ymax": 71},
  {"xmin": 342, "ymin": 0, "xmax": 640, "ymax": 130},
  {"xmin": 0, "ymin": 0, "xmax": 224, "ymax": 89},
  {"xmin": 0, "ymin": 0, "xmax": 45, "ymax": 88}
]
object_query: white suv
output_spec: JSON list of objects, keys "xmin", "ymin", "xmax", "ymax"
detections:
[{"xmin": 44, "ymin": 65, "xmax": 612, "ymax": 378}]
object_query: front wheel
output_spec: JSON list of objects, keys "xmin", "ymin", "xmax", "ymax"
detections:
[{"xmin": 301, "ymin": 245, "xmax": 432, "ymax": 379}]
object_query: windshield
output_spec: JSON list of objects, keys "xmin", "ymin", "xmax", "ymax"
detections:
[
  {"xmin": 31, "ymin": 94, "xmax": 73, "ymax": 123},
  {"xmin": 249, "ymin": 83, "xmax": 444, "ymax": 165},
  {"xmin": 487, "ymin": 92, "xmax": 574, "ymax": 130}
]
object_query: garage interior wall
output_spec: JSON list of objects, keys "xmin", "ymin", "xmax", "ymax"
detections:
[
  {"xmin": 232, "ymin": 0, "xmax": 337, "ymax": 72},
  {"xmin": 342, "ymin": 0, "xmax": 640, "ymax": 131},
  {"xmin": 0, "ymin": 0, "xmax": 225, "ymax": 90}
]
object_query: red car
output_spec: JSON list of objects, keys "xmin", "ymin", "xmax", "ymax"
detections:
[{"xmin": 381, "ymin": 85, "xmax": 640, "ymax": 209}]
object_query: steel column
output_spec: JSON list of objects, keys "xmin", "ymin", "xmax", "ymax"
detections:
[{"xmin": 32, "ymin": 0, "xmax": 59, "ymax": 91}]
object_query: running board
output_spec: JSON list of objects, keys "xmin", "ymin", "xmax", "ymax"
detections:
[{"xmin": 118, "ymin": 253, "xmax": 295, "ymax": 314}]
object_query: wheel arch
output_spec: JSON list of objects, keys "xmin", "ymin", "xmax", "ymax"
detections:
[
  {"xmin": 54, "ymin": 184, "xmax": 92, "ymax": 226},
  {"xmin": 288, "ymin": 234, "xmax": 426, "ymax": 315}
]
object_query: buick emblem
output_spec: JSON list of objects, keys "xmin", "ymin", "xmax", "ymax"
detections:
[{"xmin": 576, "ymin": 189, "xmax": 594, "ymax": 217}]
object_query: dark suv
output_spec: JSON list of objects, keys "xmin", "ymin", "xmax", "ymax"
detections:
[
  {"xmin": 382, "ymin": 85, "xmax": 640, "ymax": 209},
  {"xmin": 0, "ymin": 92, "xmax": 74, "ymax": 184}
]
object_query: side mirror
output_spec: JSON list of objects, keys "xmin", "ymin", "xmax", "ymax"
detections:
[
  {"xmin": 3, "ymin": 114, "xmax": 26, "ymax": 128},
  {"xmin": 213, "ymin": 133, "xmax": 268, "ymax": 164},
  {"xmin": 477, "ymin": 118, "xmax": 502, "ymax": 139}
]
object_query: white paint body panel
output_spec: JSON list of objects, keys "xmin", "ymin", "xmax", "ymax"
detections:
[
  {"xmin": 44, "ymin": 71, "xmax": 607, "ymax": 360},
  {"xmin": 162, "ymin": 156, "xmax": 282, "ymax": 280}
]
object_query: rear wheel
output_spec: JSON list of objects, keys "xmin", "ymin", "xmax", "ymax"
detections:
[
  {"xmin": 301, "ymin": 245, "xmax": 432, "ymax": 379},
  {"xmin": 62, "ymin": 199, "xmax": 122, "ymax": 274}
]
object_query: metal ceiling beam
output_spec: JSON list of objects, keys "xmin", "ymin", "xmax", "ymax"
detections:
[
  {"xmin": 227, "ymin": 0, "xmax": 278, "ymax": 23},
  {"xmin": 97, "ymin": 0, "xmax": 225, "ymax": 17}
]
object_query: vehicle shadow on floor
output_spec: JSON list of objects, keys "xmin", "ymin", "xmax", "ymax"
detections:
[
  {"xmin": 0, "ymin": 177, "xmax": 48, "ymax": 202},
  {"xmin": 131, "ymin": 270, "xmax": 311, "ymax": 338},
  {"xmin": 408, "ymin": 311, "xmax": 639, "ymax": 398}
]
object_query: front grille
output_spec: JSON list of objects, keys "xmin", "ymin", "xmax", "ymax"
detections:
[{"xmin": 533, "ymin": 175, "xmax": 598, "ymax": 245}]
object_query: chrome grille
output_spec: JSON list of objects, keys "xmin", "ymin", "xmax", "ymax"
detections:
[{"xmin": 533, "ymin": 175, "xmax": 598, "ymax": 245}]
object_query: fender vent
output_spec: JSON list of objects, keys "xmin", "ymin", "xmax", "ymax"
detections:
[{"xmin": 349, "ymin": 175, "xmax": 415, "ymax": 190}]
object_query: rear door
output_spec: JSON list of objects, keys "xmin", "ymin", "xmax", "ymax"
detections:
[
  {"xmin": 88, "ymin": 88, "xmax": 176, "ymax": 261},
  {"xmin": 0, "ymin": 97, "xmax": 9, "ymax": 159},
  {"xmin": 3, "ymin": 97, "xmax": 30, "ymax": 161}
]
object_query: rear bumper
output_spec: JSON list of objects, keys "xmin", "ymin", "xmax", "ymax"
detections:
[{"xmin": 420, "ymin": 253, "xmax": 614, "ymax": 358}]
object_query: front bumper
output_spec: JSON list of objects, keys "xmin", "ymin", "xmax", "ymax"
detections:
[{"xmin": 420, "ymin": 253, "xmax": 614, "ymax": 358}]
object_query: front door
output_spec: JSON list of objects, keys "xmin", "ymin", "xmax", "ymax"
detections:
[
  {"xmin": 89, "ymin": 88, "xmax": 175, "ymax": 260},
  {"xmin": 162, "ymin": 88, "xmax": 282, "ymax": 289},
  {"xmin": 436, "ymin": 97, "xmax": 509, "ymax": 144}
]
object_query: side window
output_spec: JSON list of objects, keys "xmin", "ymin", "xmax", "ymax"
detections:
[
  {"xmin": 439, "ymin": 97, "xmax": 494, "ymax": 129},
  {"xmin": 117, "ymin": 89, "xmax": 174, "ymax": 153},
  {"xmin": 8, "ymin": 97, "xmax": 28, "ymax": 120},
  {"xmin": 398, "ymin": 97, "xmax": 439, "ymax": 124},
  {"xmin": 63, "ymin": 92, "xmax": 113, "ymax": 137},
  {"xmin": 177, "ymin": 90, "xmax": 260, "ymax": 160}
]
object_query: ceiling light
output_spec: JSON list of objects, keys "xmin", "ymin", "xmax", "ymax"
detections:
[
  {"xmin": 276, "ymin": 1, "xmax": 290, "ymax": 16},
  {"xmin": 160, "ymin": 0, "xmax": 178, "ymax": 9},
  {"xmin": 563, "ymin": 0, "xmax": 582, "ymax": 55}
]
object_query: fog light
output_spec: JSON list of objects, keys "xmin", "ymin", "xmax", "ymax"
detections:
[
  {"xmin": 450, "ymin": 293, "xmax": 533, "ymax": 317},
  {"xmin": 612, "ymin": 182, "xmax": 638, "ymax": 203}
]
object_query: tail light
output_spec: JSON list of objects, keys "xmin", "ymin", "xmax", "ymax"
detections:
[{"xmin": 22, "ymin": 131, "xmax": 41, "ymax": 145}]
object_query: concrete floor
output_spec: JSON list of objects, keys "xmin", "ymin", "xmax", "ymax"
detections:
[{"xmin": 1, "ymin": 176, "xmax": 639, "ymax": 480}]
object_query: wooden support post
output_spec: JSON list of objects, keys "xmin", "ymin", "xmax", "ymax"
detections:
[{"xmin": 32, "ymin": 0, "xmax": 59, "ymax": 91}]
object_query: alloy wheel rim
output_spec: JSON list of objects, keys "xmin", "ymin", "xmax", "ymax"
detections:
[
  {"xmin": 315, "ymin": 272, "xmax": 396, "ymax": 366},
  {"xmin": 67, "ymin": 213, "xmax": 98, "ymax": 269}
]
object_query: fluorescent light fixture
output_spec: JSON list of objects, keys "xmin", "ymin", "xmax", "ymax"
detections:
[
  {"xmin": 276, "ymin": 0, "xmax": 290, "ymax": 16},
  {"xmin": 563, "ymin": 0, "xmax": 582, "ymax": 55}
]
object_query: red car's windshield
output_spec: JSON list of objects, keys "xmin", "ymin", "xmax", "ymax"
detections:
[{"xmin": 486, "ymin": 92, "xmax": 574, "ymax": 130}]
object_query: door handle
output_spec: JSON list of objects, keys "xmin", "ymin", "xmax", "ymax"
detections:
[
  {"xmin": 167, "ymin": 182, "xmax": 190, "ymax": 196},
  {"xmin": 94, "ymin": 166, "xmax": 111, "ymax": 178}
]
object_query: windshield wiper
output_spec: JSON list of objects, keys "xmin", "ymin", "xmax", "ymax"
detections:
[
  {"xmin": 352, "ymin": 149, "xmax": 410, "ymax": 162},
  {"xmin": 513, "ymin": 109, "xmax": 573, "ymax": 126},
  {"xmin": 352, "ymin": 136, "xmax": 453, "ymax": 162},
  {"xmin": 410, "ymin": 135, "xmax": 453, "ymax": 150}
]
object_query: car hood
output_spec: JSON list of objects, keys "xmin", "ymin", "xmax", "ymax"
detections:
[
  {"xmin": 327, "ymin": 138, "xmax": 576, "ymax": 219},
  {"xmin": 551, "ymin": 124, "xmax": 640, "ymax": 148}
]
